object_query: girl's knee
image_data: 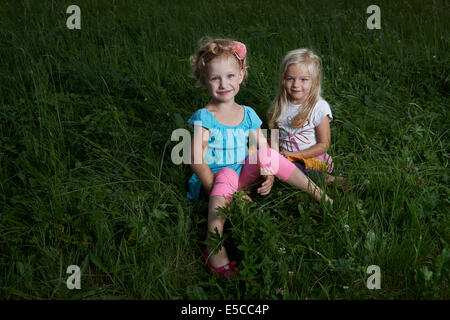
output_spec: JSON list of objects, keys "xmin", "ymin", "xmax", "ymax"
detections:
[
  {"xmin": 256, "ymin": 147, "xmax": 285, "ymax": 170},
  {"xmin": 315, "ymin": 153, "xmax": 334, "ymax": 174},
  {"xmin": 256, "ymin": 147, "xmax": 295, "ymax": 180},
  {"xmin": 256, "ymin": 147, "xmax": 272, "ymax": 158},
  {"xmin": 256, "ymin": 147, "xmax": 274, "ymax": 167}
]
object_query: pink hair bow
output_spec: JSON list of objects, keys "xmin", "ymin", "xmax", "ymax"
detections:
[{"xmin": 230, "ymin": 41, "xmax": 246, "ymax": 60}]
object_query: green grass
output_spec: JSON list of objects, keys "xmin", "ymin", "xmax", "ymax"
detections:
[{"xmin": 0, "ymin": 0, "xmax": 449, "ymax": 299}]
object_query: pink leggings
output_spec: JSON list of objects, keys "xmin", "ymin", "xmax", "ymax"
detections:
[{"xmin": 209, "ymin": 147, "xmax": 297, "ymax": 201}]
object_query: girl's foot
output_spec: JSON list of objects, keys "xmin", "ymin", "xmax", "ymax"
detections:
[
  {"xmin": 324, "ymin": 195, "xmax": 333, "ymax": 206},
  {"xmin": 204, "ymin": 246, "xmax": 229, "ymax": 267},
  {"xmin": 203, "ymin": 248, "xmax": 237, "ymax": 278},
  {"xmin": 326, "ymin": 175, "xmax": 352, "ymax": 193}
]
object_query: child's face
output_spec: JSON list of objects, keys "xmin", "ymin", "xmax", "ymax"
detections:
[
  {"xmin": 204, "ymin": 54, "xmax": 244, "ymax": 104},
  {"xmin": 284, "ymin": 63, "xmax": 312, "ymax": 105}
]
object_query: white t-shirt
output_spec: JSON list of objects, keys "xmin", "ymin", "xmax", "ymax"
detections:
[{"xmin": 277, "ymin": 99, "xmax": 333, "ymax": 152}]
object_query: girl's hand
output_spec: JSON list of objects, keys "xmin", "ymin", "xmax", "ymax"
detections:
[
  {"xmin": 280, "ymin": 150, "xmax": 294, "ymax": 158},
  {"xmin": 257, "ymin": 175, "xmax": 275, "ymax": 196}
]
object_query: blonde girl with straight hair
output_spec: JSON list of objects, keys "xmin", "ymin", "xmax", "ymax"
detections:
[{"xmin": 268, "ymin": 48, "xmax": 345, "ymax": 184}]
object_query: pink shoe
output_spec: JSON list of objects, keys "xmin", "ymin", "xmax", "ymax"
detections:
[{"xmin": 202, "ymin": 249, "xmax": 238, "ymax": 278}]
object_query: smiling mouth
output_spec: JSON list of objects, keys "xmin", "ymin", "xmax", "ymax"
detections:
[{"xmin": 217, "ymin": 90, "xmax": 232, "ymax": 95}]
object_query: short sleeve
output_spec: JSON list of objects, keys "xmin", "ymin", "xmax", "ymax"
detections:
[
  {"xmin": 245, "ymin": 106, "xmax": 263, "ymax": 132},
  {"xmin": 311, "ymin": 100, "xmax": 333, "ymax": 127},
  {"xmin": 188, "ymin": 109, "xmax": 214, "ymax": 129}
]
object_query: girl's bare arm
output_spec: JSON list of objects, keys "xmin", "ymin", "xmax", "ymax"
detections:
[{"xmin": 190, "ymin": 125, "xmax": 215, "ymax": 195}]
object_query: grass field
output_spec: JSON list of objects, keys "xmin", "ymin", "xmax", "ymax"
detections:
[{"xmin": 0, "ymin": 0, "xmax": 449, "ymax": 299}]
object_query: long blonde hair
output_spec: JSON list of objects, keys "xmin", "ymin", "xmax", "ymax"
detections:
[{"xmin": 268, "ymin": 48, "xmax": 322, "ymax": 129}]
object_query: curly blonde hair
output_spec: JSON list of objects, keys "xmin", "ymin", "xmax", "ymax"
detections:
[
  {"xmin": 268, "ymin": 48, "xmax": 322, "ymax": 129},
  {"xmin": 190, "ymin": 37, "xmax": 249, "ymax": 88}
]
